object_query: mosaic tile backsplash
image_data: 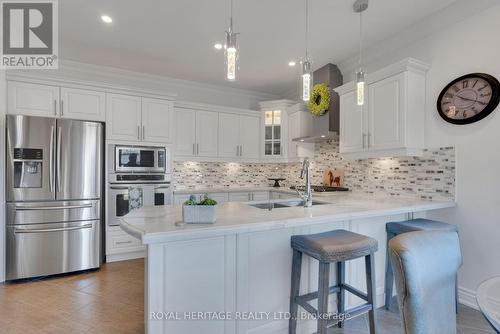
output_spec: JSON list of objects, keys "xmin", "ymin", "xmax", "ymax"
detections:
[{"xmin": 173, "ymin": 139, "xmax": 455, "ymax": 201}]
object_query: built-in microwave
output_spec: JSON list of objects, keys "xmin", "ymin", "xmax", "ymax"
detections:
[{"xmin": 114, "ymin": 145, "xmax": 167, "ymax": 173}]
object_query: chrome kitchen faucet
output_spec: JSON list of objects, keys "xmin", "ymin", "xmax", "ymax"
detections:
[{"xmin": 296, "ymin": 158, "xmax": 313, "ymax": 207}]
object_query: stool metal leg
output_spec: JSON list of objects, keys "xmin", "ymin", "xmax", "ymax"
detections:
[
  {"xmin": 317, "ymin": 261, "xmax": 330, "ymax": 334},
  {"xmin": 365, "ymin": 253, "xmax": 377, "ymax": 334},
  {"xmin": 289, "ymin": 249, "xmax": 302, "ymax": 334},
  {"xmin": 336, "ymin": 261, "xmax": 345, "ymax": 328},
  {"xmin": 385, "ymin": 232, "xmax": 396, "ymax": 310}
]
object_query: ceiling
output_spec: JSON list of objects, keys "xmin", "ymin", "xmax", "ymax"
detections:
[{"xmin": 60, "ymin": 0, "xmax": 458, "ymax": 96}]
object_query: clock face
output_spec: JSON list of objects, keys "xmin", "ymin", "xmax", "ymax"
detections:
[{"xmin": 437, "ymin": 73, "xmax": 500, "ymax": 124}]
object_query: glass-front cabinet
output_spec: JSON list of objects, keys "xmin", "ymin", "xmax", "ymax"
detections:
[
  {"xmin": 264, "ymin": 110, "xmax": 281, "ymax": 156},
  {"xmin": 259, "ymin": 100, "xmax": 296, "ymax": 162}
]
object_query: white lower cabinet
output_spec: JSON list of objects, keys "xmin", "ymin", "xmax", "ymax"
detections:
[
  {"xmin": 145, "ymin": 214, "xmax": 406, "ymax": 333},
  {"xmin": 252, "ymin": 191, "xmax": 269, "ymax": 201},
  {"xmin": 106, "ymin": 226, "xmax": 145, "ymax": 262}
]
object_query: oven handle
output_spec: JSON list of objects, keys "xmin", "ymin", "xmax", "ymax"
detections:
[
  {"xmin": 15, "ymin": 204, "xmax": 93, "ymax": 211},
  {"xmin": 110, "ymin": 186, "xmax": 129, "ymax": 190},
  {"xmin": 154, "ymin": 186, "xmax": 171, "ymax": 190},
  {"xmin": 14, "ymin": 223, "xmax": 93, "ymax": 234}
]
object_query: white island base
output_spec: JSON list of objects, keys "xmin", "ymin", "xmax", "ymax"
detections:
[{"xmin": 121, "ymin": 194, "xmax": 454, "ymax": 334}]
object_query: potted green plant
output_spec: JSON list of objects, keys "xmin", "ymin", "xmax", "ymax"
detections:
[{"xmin": 182, "ymin": 194, "xmax": 218, "ymax": 224}]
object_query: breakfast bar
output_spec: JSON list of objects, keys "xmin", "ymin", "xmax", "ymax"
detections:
[{"xmin": 121, "ymin": 193, "xmax": 455, "ymax": 334}]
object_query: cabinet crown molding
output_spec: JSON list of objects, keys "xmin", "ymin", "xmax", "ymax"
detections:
[
  {"xmin": 175, "ymin": 100, "xmax": 259, "ymax": 116},
  {"xmin": 334, "ymin": 57, "xmax": 430, "ymax": 95},
  {"xmin": 258, "ymin": 99, "xmax": 298, "ymax": 111}
]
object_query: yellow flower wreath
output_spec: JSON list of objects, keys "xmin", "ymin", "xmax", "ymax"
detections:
[{"xmin": 307, "ymin": 84, "xmax": 331, "ymax": 116}]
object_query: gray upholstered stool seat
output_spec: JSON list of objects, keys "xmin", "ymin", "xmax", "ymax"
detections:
[
  {"xmin": 291, "ymin": 229, "xmax": 378, "ymax": 262},
  {"xmin": 289, "ymin": 229, "xmax": 379, "ymax": 334},
  {"xmin": 386, "ymin": 218, "xmax": 458, "ymax": 235},
  {"xmin": 385, "ymin": 218, "xmax": 459, "ymax": 312}
]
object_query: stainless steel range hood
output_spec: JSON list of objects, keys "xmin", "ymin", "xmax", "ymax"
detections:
[{"xmin": 292, "ymin": 63, "xmax": 343, "ymax": 143}]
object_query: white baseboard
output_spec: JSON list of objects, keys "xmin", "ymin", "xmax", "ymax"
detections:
[{"xmin": 458, "ymin": 286, "xmax": 479, "ymax": 310}]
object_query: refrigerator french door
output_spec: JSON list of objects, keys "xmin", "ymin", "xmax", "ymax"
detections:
[{"xmin": 6, "ymin": 115, "xmax": 103, "ymax": 280}]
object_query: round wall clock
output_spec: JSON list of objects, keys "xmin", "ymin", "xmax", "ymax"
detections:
[{"xmin": 437, "ymin": 73, "xmax": 500, "ymax": 124}]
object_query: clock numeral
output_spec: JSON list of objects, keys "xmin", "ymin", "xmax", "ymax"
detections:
[
  {"xmin": 481, "ymin": 93, "xmax": 492, "ymax": 97},
  {"xmin": 452, "ymin": 85, "xmax": 460, "ymax": 93},
  {"xmin": 478, "ymin": 85, "xmax": 489, "ymax": 92},
  {"xmin": 472, "ymin": 80, "xmax": 479, "ymax": 88},
  {"xmin": 444, "ymin": 93, "xmax": 453, "ymax": 98},
  {"xmin": 463, "ymin": 80, "xmax": 469, "ymax": 89},
  {"xmin": 442, "ymin": 101, "xmax": 451, "ymax": 105}
]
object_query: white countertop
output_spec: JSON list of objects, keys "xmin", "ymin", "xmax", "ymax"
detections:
[{"xmin": 121, "ymin": 193, "xmax": 455, "ymax": 244}]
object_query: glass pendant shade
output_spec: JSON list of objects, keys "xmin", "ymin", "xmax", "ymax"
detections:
[
  {"xmin": 356, "ymin": 69, "xmax": 365, "ymax": 106},
  {"xmin": 225, "ymin": 31, "xmax": 238, "ymax": 81},
  {"xmin": 301, "ymin": 59, "xmax": 312, "ymax": 102}
]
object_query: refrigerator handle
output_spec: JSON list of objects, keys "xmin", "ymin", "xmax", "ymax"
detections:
[
  {"xmin": 49, "ymin": 126, "xmax": 55, "ymax": 192},
  {"xmin": 56, "ymin": 126, "xmax": 62, "ymax": 192}
]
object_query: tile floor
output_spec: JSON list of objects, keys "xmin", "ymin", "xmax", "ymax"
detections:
[{"xmin": 0, "ymin": 259, "xmax": 494, "ymax": 334}]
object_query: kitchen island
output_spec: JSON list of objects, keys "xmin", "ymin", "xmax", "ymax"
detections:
[{"xmin": 121, "ymin": 193, "xmax": 455, "ymax": 334}]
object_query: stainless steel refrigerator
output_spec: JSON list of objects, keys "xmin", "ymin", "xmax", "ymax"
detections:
[{"xmin": 5, "ymin": 115, "xmax": 103, "ymax": 280}]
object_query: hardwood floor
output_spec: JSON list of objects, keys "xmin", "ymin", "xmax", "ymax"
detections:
[
  {"xmin": 0, "ymin": 259, "xmax": 144, "ymax": 334},
  {"xmin": 0, "ymin": 259, "xmax": 494, "ymax": 334}
]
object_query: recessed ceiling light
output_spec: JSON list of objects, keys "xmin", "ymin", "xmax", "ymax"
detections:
[
  {"xmin": 300, "ymin": 139, "xmax": 305, "ymax": 142},
  {"xmin": 214, "ymin": 43, "xmax": 223, "ymax": 50},
  {"xmin": 288, "ymin": 61, "xmax": 296, "ymax": 67},
  {"xmin": 101, "ymin": 15, "xmax": 113, "ymax": 23}
]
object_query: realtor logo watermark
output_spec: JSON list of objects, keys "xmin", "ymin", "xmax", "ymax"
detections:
[{"xmin": 1, "ymin": 0, "xmax": 58, "ymax": 69}]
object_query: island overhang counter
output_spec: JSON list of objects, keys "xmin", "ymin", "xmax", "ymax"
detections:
[{"xmin": 121, "ymin": 194, "xmax": 455, "ymax": 334}]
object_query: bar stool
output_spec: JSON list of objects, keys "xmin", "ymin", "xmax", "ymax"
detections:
[
  {"xmin": 289, "ymin": 229, "xmax": 379, "ymax": 334},
  {"xmin": 385, "ymin": 218, "xmax": 459, "ymax": 311}
]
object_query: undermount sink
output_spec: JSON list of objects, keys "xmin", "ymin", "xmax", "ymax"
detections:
[{"xmin": 249, "ymin": 200, "xmax": 329, "ymax": 210}]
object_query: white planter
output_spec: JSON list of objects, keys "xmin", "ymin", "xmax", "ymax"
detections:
[{"xmin": 182, "ymin": 205, "xmax": 217, "ymax": 224}]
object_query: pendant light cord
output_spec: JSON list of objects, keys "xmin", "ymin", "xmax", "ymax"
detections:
[
  {"xmin": 305, "ymin": 0, "xmax": 309, "ymax": 59},
  {"xmin": 358, "ymin": 11, "xmax": 363, "ymax": 67},
  {"xmin": 229, "ymin": 0, "xmax": 234, "ymax": 32}
]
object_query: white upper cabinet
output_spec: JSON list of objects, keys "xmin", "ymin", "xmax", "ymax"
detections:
[
  {"xmin": 219, "ymin": 113, "xmax": 260, "ymax": 160},
  {"xmin": 106, "ymin": 93, "xmax": 142, "ymax": 141},
  {"xmin": 174, "ymin": 108, "xmax": 197, "ymax": 156},
  {"xmin": 107, "ymin": 94, "xmax": 174, "ymax": 143},
  {"xmin": 174, "ymin": 107, "xmax": 218, "ymax": 158},
  {"xmin": 340, "ymin": 90, "xmax": 366, "ymax": 153},
  {"xmin": 259, "ymin": 100, "xmax": 312, "ymax": 162},
  {"xmin": 8, "ymin": 81, "xmax": 59, "ymax": 117},
  {"xmin": 141, "ymin": 98, "xmax": 174, "ymax": 143},
  {"xmin": 239, "ymin": 115, "xmax": 260, "ymax": 160},
  {"xmin": 218, "ymin": 113, "xmax": 240, "ymax": 158},
  {"xmin": 8, "ymin": 81, "xmax": 106, "ymax": 121},
  {"xmin": 60, "ymin": 87, "xmax": 105, "ymax": 121},
  {"xmin": 336, "ymin": 58, "xmax": 429, "ymax": 160},
  {"xmin": 196, "ymin": 110, "xmax": 219, "ymax": 157}
]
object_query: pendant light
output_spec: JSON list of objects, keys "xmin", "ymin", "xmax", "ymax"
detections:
[
  {"xmin": 301, "ymin": 0, "xmax": 312, "ymax": 102},
  {"xmin": 225, "ymin": 0, "xmax": 239, "ymax": 81},
  {"xmin": 354, "ymin": 0, "xmax": 368, "ymax": 106}
]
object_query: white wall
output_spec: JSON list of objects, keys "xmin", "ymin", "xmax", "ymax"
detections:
[
  {"xmin": 0, "ymin": 69, "xmax": 5, "ymax": 282},
  {"xmin": 340, "ymin": 2, "xmax": 500, "ymax": 305}
]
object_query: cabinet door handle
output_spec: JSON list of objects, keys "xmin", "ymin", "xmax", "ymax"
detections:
[
  {"xmin": 137, "ymin": 126, "xmax": 140, "ymax": 140},
  {"xmin": 54, "ymin": 100, "xmax": 57, "ymax": 116},
  {"xmin": 60, "ymin": 100, "xmax": 63, "ymax": 116},
  {"xmin": 142, "ymin": 125, "xmax": 145, "ymax": 140},
  {"xmin": 236, "ymin": 145, "xmax": 239, "ymax": 156},
  {"xmin": 197, "ymin": 143, "xmax": 199, "ymax": 155}
]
